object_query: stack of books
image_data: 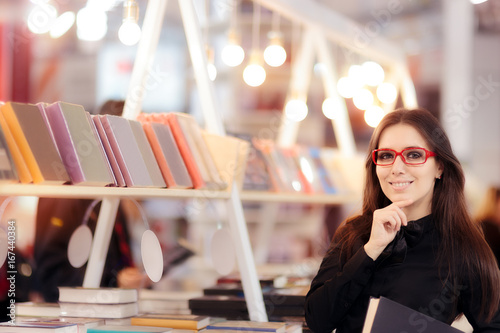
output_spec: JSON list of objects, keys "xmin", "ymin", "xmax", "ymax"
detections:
[{"xmin": 58, "ymin": 287, "xmax": 139, "ymax": 319}]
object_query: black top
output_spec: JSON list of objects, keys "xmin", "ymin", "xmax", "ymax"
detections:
[{"xmin": 305, "ymin": 214, "xmax": 500, "ymax": 333}]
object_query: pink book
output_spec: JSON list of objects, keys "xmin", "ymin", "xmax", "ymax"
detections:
[
  {"xmin": 100, "ymin": 114, "xmax": 165, "ymax": 188},
  {"xmin": 92, "ymin": 115, "xmax": 126, "ymax": 187}
]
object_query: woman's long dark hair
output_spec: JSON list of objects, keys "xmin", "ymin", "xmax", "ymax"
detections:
[{"xmin": 335, "ymin": 108, "xmax": 500, "ymax": 321}]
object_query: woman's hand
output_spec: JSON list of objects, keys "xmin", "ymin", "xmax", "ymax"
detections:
[{"xmin": 364, "ymin": 200, "xmax": 413, "ymax": 260}]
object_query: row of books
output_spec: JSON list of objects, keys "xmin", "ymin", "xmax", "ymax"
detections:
[
  {"xmin": 237, "ymin": 134, "xmax": 345, "ymax": 194},
  {"xmin": 0, "ymin": 101, "xmax": 232, "ymax": 190}
]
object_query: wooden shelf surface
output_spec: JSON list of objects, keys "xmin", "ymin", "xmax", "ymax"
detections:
[{"xmin": 0, "ymin": 184, "xmax": 360, "ymax": 204}]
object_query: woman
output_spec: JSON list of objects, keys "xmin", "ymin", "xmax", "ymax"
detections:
[
  {"xmin": 475, "ymin": 186, "xmax": 500, "ymax": 265},
  {"xmin": 305, "ymin": 108, "xmax": 500, "ymax": 332}
]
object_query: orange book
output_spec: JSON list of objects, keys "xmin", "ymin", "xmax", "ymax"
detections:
[
  {"xmin": 0, "ymin": 107, "xmax": 32, "ymax": 183},
  {"xmin": 142, "ymin": 121, "xmax": 193, "ymax": 189},
  {"xmin": 1, "ymin": 102, "xmax": 70, "ymax": 184},
  {"xmin": 165, "ymin": 113, "xmax": 206, "ymax": 189}
]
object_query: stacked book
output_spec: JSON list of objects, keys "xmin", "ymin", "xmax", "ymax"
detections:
[
  {"xmin": 0, "ymin": 101, "xmax": 233, "ymax": 190},
  {"xmin": 58, "ymin": 287, "xmax": 139, "ymax": 319},
  {"xmin": 188, "ymin": 281, "xmax": 307, "ymax": 325}
]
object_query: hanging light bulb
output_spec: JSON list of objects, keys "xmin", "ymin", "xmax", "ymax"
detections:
[
  {"xmin": 364, "ymin": 105, "xmax": 385, "ymax": 128},
  {"xmin": 348, "ymin": 65, "xmax": 366, "ymax": 88},
  {"xmin": 206, "ymin": 47, "xmax": 217, "ymax": 81},
  {"xmin": 221, "ymin": 30, "xmax": 245, "ymax": 67},
  {"xmin": 337, "ymin": 76, "xmax": 357, "ymax": 98},
  {"xmin": 285, "ymin": 99, "xmax": 308, "ymax": 122},
  {"xmin": 264, "ymin": 31, "xmax": 286, "ymax": 67},
  {"xmin": 50, "ymin": 11, "xmax": 75, "ymax": 38},
  {"xmin": 77, "ymin": 6, "xmax": 108, "ymax": 41},
  {"xmin": 362, "ymin": 61, "xmax": 385, "ymax": 86},
  {"xmin": 118, "ymin": 0, "xmax": 141, "ymax": 46},
  {"xmin": 376, "ymin": 82, "xmax": 398, "ymax": 104},
  {"xmin": 353, "ymin": 88, "xmax": 374, "ymax": 110},
  {"xmin": 243, "ymin": 51, "xmax": 266, "ymax": 87},
  {"xmin": 322, "ymin": 96, "xmax": 341, "ymax": 120},
  {"xmin": 27, "ymin": 2, "xmax": 58, "ymax": 34},
  {"xmin": 244, "ymin": 3, "xmax": 265, "ymax": 87}
]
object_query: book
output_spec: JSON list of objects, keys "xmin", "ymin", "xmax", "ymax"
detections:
[
  {"xmin": 15, "ymin": 302, "xmax": 61, "ymax": 317},
  {"xmin": 0, "ymin": 102, "xmax": 70, "ymax": 184},
  {"xmin": 128, "ymin": 119, "xmax": 166, "ymax": 188},
  {"xmin": 174, "ymin": 114, "xmax": 226, "ymax": 190},
  {"xmin": 362, "ymin": 296, "xmax": 463, "ymax": 333},
  {"xmin": 44, "ymin": 101, "xmax": 115, "ymax": 186},
  {"xmin": 142, "ymin": 121, "xmax": 193, "ymax": 189},
  {"xmin": 100, "ymin": 115, "xmax": 165, "ymax": 188},
  {"xmin": 0, "ymin": 122, "xmax": 18, "ymax": 182},
  {"xmin": 308, "ymin": 147, "xmax": 337, "ymax": 194},
  {"xmin": 59, "ymin": 302, "xmax": 139, "ymax": 319},
  {"xmin": 92, "ymin": 115, "xmax": 126, "ymax": 187},
  {"xmin": 87, "ymin": 325, "xmax": 172, "ymax": 333},
  {"xmin": 14, "ymin": 317, "xmax": 105, "ymax": 331},
  {"xmin": 138, "ymin": 289, "xmax": 202, "ymax": 313},
  {"xmin": 206, "ymin": 320, "xmax": 286, "ymax": 333},
  {"xmin": 0, "ymin": 110, "xmax": 32, "ymax": 183},
  {"xmin": 164, "ymin": 112, "xmax": 220, "ymax": 190},
  {"xmin": 130, "ymin": 314, "xmax": 210, "ymax": 330},
  {"xmin": 0, "ymin": 321, "xmax": 78, "ymax": 332},
  {"xmin": 58, "ymin": 287, "xmax": 138, "ymax": 304}
]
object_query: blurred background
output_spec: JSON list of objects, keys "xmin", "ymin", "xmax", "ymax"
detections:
[{"xmin": 0, "ymin": 0, "xmax": 499, "ymax": 307}]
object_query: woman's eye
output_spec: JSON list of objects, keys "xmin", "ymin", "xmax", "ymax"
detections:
[
  {"xmin": 406, "ymin": 151, "xmax": 423, "ymax": 159},
  {"xmin": 379, "ymin": 153, "xmax": 394, "ymax": 160}
]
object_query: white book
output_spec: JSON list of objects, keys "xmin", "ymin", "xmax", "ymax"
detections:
[
  {"xmin": 59, "ymin": 302, "xmax": 138, "ymax": 319},
  {"xmin": 58, "ymin": 287, "xmax": 138, "ymax": 304}
]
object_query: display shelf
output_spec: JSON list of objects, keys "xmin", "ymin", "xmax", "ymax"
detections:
[{"xmin": 0, "ymin": 183, "xmax": 231, "ymax": 200}]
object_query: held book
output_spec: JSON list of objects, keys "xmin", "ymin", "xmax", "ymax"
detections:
[
  {"xmin": 44, "ymin": 101, "xmax": 115, "ymax": 186},
  {"xmin": 362, "ymin": 296, "xmax": 463, "ymax": 333},
  {"xmin": 206, "ymin": 320, "xmax": 286, "ymax": 333},
  {"xmin": 0, "ymin": 101, "xmax": 70, "ymax": 184},
  {"xmin": 58, "ymin": 287, "xmax": 138, "ymax": 304},
  {"xmin": 130, "ymin": 314, "xmax": 210, "ymax": 330}
]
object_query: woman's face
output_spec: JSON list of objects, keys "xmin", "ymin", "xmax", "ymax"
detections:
[{"xmin": 376, "ymin": 124, "xmax": 443, "ymax": 220}]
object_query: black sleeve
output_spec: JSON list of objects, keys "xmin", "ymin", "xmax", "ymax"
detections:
[{"xmin": 304, "ymin": 239, "xmax": 376, "ymax": 333}]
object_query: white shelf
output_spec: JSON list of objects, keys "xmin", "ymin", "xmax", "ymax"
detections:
[{"xmin": 0, "ymin": 183, "xmax": 231, "ymax": 200}]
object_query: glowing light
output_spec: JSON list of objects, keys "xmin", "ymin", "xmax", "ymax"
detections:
[
  {"xmin": 337, "ymin": 77, "xmax": 357, "ymax": 98},
  {"xmin": 76, "ymin": 7, "xmax": 108, "ymax": 41},
  {"xmin": 348, "ymin": 65, "xmax": 366, "ymax": 88},
  {"xmin": 221, "ymin": 31, "xmax": 245, "ymax": 67},
  {"xmin": 364, "ymin": 105, "xmax": 385, "ymax": 128},
  {"xmin": 376, "ymin": 82, "xmax": 398, "ymax": 104},
  {"xmin": 362, "ymin": 61, "xmax": 385, "ymax": 86},
  {"xmin": 27, "ymin": 3, "xmax": 58, "ymax": 34},
  {"xmin": 243, "ymin": 52, "xmax": 266, "ymax": 87},
  {"xmin": 207, "ymin": 62, "xmax": 217, "ymax": 81},
  {"xmin": 50, "ymin": 11, "xmax": 75, "ymax": 38},
  {"xmin": 353, "ymin": 88, "xmax": 374, "ymax": 110},
  {"xmin": 300, "ymin": 157, "xmax": 314, "ymax": 183},
  {"xmin": 285, "ymin": 99, "xmax": 308, "ymax": 122},
  {"xmin": 118, "ymin": 20, "xmax": 141, "ymax": 45},
  {"xmin": 470, "ymin": 0, "xmax": 488, "ymax": 4},
  {"xmin": 264, "ymin": 34, "xmax": 286, "ymax": 67},
  {"xmin": 322, "ymin": 97, "xmax": 341, "ymax": 120}
]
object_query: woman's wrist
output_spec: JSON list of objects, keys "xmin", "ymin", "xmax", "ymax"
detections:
[{"xmin": 364, "ymin": 242, "xmax": 384, "ymax": 260}]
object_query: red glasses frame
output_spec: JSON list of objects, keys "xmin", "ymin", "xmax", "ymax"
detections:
[{"xmin": 372, "ymin": 147, "xmax": 436, "ymax": 166}]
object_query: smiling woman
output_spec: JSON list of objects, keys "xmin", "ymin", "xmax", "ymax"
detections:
[{"xmin": 304, "ymin": 108, "xmax": 500, "ymax": 333}]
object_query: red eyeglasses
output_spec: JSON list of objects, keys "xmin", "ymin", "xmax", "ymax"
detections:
[{"xmin": 372, "ymin": 147, "xmax": 436, "ymax": 166}]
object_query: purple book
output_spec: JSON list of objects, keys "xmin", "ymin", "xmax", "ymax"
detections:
[{"xmin": 44, "ymin": 101, "xmax": 115, "ymax": 186}]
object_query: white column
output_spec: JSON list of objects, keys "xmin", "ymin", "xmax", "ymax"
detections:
[{"xmin": 441, "ymin": 0, "xmax": 474, "ymax": 162}]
